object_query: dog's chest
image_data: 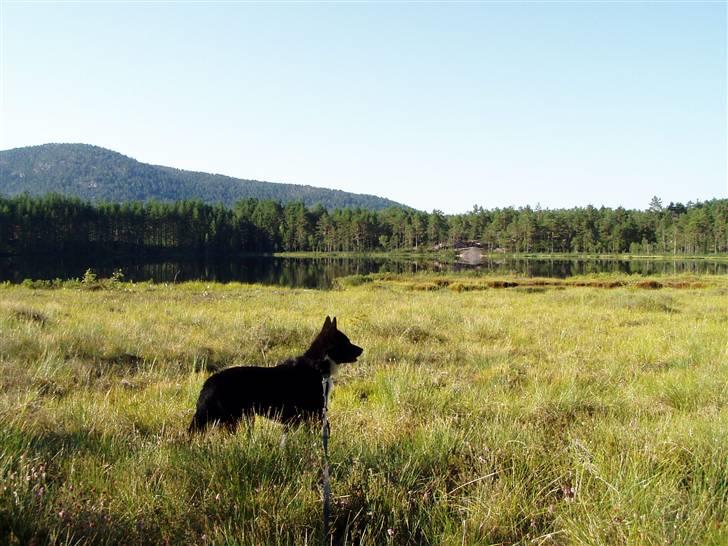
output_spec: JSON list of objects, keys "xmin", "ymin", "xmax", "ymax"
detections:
[
  {"xmin": 324, "ymin": 377, "xmax": 334, "ymax": 405},
  {"xmin": 323, "ymin": 356, "xmax": 338, "ymax": 406}
]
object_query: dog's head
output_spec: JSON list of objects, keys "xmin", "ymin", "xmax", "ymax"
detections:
[{"xmin": 306, "ymin": 316, "xmax": 363, "ymax": 365}]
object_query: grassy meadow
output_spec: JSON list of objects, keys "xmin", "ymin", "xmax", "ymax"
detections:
[{"xmin": 1, "ymin": 273, "xmax": 727, "ymax": 545}]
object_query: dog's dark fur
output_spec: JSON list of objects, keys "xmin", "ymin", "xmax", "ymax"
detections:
[{"xmin": 189, "ymin": 316, "xmax": 363, "ymax": 433}]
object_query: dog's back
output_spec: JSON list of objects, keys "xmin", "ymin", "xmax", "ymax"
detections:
[{"xmin": 189, "ymin": 359, "xmax": 325, "ymax": 432}]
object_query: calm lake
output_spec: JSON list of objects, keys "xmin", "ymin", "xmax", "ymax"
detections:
[{"xmin": 1, "ymin": 255, "xmax": 726, "ymax": 289}]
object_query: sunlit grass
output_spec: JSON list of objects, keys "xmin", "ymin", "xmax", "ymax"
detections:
[{"xmin": 1, "ymin": 275, "xmax": 727, "ymax": 544}]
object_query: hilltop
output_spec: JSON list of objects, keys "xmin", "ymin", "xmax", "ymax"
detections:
[{"xmin": 0, "ymin": 143, "xmax": 405, "ymax": 210}]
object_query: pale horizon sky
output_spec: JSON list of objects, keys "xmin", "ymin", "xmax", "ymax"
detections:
[{"xmin": 1, "ymin": 1, "xmax": 726, "ymax": 213}]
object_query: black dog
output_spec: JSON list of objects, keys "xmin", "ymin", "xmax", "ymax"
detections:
[{"xmin": 189, "ymin": 316, "xmax": 363, "ymax": 433}]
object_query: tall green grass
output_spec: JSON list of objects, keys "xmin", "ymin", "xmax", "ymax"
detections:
[{"xmin": 1, "ymin": 275, "xmax": 726, "ymax": 544}]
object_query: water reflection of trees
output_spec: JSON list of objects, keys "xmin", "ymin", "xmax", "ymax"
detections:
[{"xmin": 0, "ymin": 255, "xmax": 726, "ymax": 288}]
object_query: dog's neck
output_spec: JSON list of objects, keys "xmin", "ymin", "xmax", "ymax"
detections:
[
  {"xmin": 323, "ymin": 355, "xmax": 340, "ymax": 377},
  {"xmin": 300, "ymin": 353, "xmax": 341, "ymax": 377},
  {"xmin": 322, "ymin": 356, "xmax": 338, "ymax": 410}
]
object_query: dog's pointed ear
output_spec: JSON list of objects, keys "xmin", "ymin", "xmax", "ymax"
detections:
[
  {"xmin": 332, "ymin": 317, "xmax": 337, "ymax": 329},
  {"xmin": 323, "ymin": 316, "xmax": 332, "ymax": 330}
]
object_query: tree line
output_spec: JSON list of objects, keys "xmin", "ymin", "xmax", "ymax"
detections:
[{"xmin": 1, "ymin": 194, "xmax": 726, "ymax": 256}]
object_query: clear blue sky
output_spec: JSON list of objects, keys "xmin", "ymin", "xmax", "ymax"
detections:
[{"xmin": 1, "ymin": 1, "xmax": 725, "ymax": 213}]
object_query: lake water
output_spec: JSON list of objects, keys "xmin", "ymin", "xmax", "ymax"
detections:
[{"xmin": 1, "ymin": 255, "xmax": 726, "ymax": 289}]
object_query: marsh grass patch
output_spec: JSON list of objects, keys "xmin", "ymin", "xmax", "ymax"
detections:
[
  {"xmin": 635, "ymin": 279, "xmax": 663, "ymax": 289},
  {"xmin": 618, "ymin": 293, "xmax": 680, "ymax": 313},
  {"xmin": 9, "ymin": 307, "xmax": 49, "ymax": 325},
  {"xmin": 333, "ymin": 274, "xmax": 375, "ymax": 289},
  {"xmin": 33, "ymin": 378, "xmax": 67, "ymax": 399},
  {"xmin": 366, "ymin": 320, "xmax": 445, "ymax": 345},
  {"xmin": 665, "ymin": 281, "xmax": 706, "ymax": 289},
  {"xmin": 534, "ymin": 399, "xmax": 612, "ymax": 430},
  {"xmin": 412, "ymin": 282, "xmax": 441, "ymax": 291},
  {"xmin": 96, "ymin": 352, "xmax": 145, "ymax": 369},
  {"xmin": 498, "ymin": 363, "xmax": 529, "ymax": 390},
  {"xmin": 246, "ymin": 322, "xmax": 311, "ymax": 359},
  {"xmin": 512, "ymin": 286, "xmax": 549, "ymax": 294},
  {"xmin": 400, "ymin": 324, "xmax": 445, "ymax": 343},
  {"xmin": 186, "ymin": 346, "xmax": 227, "ymax": 373}
]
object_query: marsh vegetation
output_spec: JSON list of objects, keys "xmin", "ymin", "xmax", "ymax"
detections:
[{"xmin": 1, "ymin": 274, "xmax": 726, "ymax": 544}]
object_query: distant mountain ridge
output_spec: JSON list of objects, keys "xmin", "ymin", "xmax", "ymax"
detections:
[{"xmin": 0, "ymin": 143, "xmax": 406, "ymax": 210}]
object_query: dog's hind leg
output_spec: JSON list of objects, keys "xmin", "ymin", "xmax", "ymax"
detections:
[
  {"xmin": 188, "ymin": 409, "xmax": 210, "ymax": 434},
  {"xmin": 219, "ymin": 416, "xmax": 241, "ymax": 434},
  {"xmin": 233, "ymin": 410, "xmax": 255, "ymax": 438},
  {"xmin": 188, "ymin": 406, "xmax": 229, "ymax": 435}
]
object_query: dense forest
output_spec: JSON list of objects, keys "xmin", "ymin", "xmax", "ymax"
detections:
[
  {"xmin": 0, "ymin": 144, "xmax": 404, "ymax": 210},
  {"xmin": 1, "ymin": 194, "xmax": 726, "ymax": 256}
]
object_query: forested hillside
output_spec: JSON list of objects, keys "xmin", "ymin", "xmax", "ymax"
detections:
[
  {"xmin": 0, "ymin": 144, "xmax": 404, "ymax": 210},
  {"xmin": 1, "ymin": 194, "xmax": 725, "ymax": 256}
]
